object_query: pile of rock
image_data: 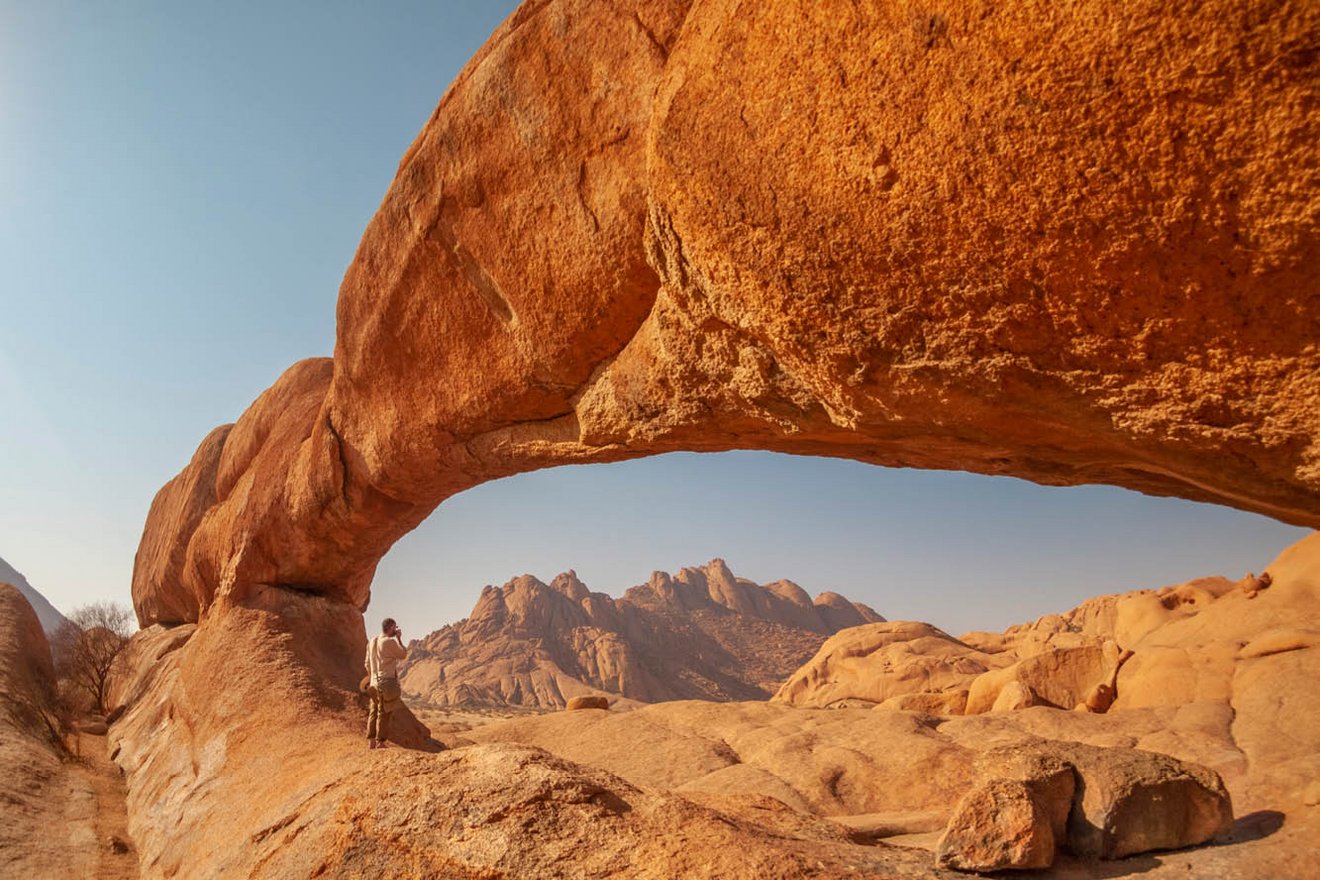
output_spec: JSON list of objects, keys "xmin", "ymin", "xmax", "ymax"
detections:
[{"xmin": 936, "ymin": 741, "xmax": 1233, "ymax": 872}]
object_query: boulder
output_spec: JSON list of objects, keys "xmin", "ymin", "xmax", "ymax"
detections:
[
  {"xmin": 991, "ymin": 681, "xmax": 1040, "ymax": 713},
  {"xmin": 1059, "ymin": 743, "xmax": 1233, "ymax": 859},
  {"xmin": 938, "ymin": 741, "xmax": 1233, "ymax": 870},
  {"xmin": 566, "ymin": 695, "xmax": 610, "ymax": 711},
  {"xmin": 0, "ymin": 583, "xmax": 57, "ymax": 714},
  {"xmin": 877, "ymin": 690, "xmax": 969, "ymax": 716},
  {"xmin": 974, "ymin": 747, "xmax": 1077, "ymax": 843},
  {"xmin": 968, "ymin": 643, "xmax": 1117, "ymax": 714},
  {"xmin": 1238, "ymin": 571, "xmax": 1274, "ymax": 599},
  {"xmin": 935, "ymin": 778, "xmax": 1058, "ymax": 871},
  {"xmin": 774, "ymin": 622, "xmax": 1005, "ymax": 708}
]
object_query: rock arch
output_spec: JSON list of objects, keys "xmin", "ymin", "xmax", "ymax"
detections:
[{"xmin": 133, "ymin": 0, "xmax": 1318, "ymax": 627}]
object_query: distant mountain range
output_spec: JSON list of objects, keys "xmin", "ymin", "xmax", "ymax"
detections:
[
  {"xmin": 0, "ymin": 556, "xmax": 70, "ymax": 636},
  {"xmin": 400, "ymin": 559, "xmax": 884, "ymax": 709}
]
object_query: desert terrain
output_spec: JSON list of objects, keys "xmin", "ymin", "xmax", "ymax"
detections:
[
  {"xmin": 4, "ymin": 533, "xmax": 1317, "ymax": 877},
  {"xmin": 1, "ymin": 0, "xmax": 1316, "ymax": 876}
]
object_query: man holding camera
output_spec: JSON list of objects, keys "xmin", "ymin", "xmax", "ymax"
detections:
[{"xmin": 365, "ymin": 617, "xmax": 408, "ymax": 749}]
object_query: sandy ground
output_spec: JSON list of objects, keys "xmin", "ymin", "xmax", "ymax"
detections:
[
  {"xmin": 66, "ymin": 731, "xmax": 138, "ymax": 880},
  {"xmin": 0, "ymin": 728, "xmax": 138, "ymax": 880},
  {"xmin": 406, "ymin": 698, "xmax": 549, "ymax": 742}
]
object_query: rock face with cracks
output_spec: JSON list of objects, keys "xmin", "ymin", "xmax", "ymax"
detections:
[
  {"xmin": 936, "ymin": 742, "xmax": 1233, "ymax": 871},
  {"xmin": 132, "ymin": 0, "xmax": 1319, "ymax": 630},
  {"xmin": 113, "ymin": 0, "xmax": 1319, "ymax": 877}
]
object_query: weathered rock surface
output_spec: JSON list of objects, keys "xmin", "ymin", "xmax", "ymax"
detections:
[
  {"xmin": 109, "ymin": 0, "xmax": 1319, "ymax": 876},
  {"xmin": 938, "ymin": 740, "xmax": 1233, "ymax": 871},
  {"xmin": 566, "ymin": 695, "xmax": 611, "ymax": 710},
  {"xmin": 402, "ymin": 560, "xmax": 880, "ymax": 708},
  {"xmin": 877, "ymin": 690, "xmax": 970, "ymax": 716},
  {"xmin": 105, "ymin": 588, "xmax": 961, "ymax": 879},
  {"xmin": 108, "ymin": 529, "xmax": 1320, "ymax": 878},
  {"xmin": 936, "ymin": 778, "xmax": 1058, "ymax": 871},
  {"xmin": 967, "ymin": 643, "xmax": 1121, "ymax": 714},
  {"xmin": 775, "ymin": 622, "xmax": 1004, "ymax": 709},
  {"xmin": 132, "ymin": 0, "xmax": 1318, "ymax": 631},
  {"xmin": 0, "ymin": 583, "xmax": 57, "ymax": 712},
  {"xmin": 1059, "ymin": 741, "xmax": 1233, "ymax": 859}
]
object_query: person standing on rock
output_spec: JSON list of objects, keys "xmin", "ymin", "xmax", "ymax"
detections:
[{"xmin": 365, "ymin": 617, "xmax": 407, "ymax": 749}]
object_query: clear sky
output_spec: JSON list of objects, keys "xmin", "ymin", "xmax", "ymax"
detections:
[{"xmin": 0, "ymin": 2, "xmax": 1308, "ymax": 639}]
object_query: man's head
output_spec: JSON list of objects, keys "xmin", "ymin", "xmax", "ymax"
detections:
[{"xmin": 381, "ymin": 617, "xmax": 398, "ymax": 636}]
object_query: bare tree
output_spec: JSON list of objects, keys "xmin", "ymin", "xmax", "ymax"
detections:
[{"xmin": 51, "ymin": 602, "xmax": 134, "ymax": 716}]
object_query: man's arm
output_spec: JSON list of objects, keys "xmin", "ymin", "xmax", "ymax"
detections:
[{"xmin": 385, "ymin": 635, "xmax": 407, "ymax": 662}]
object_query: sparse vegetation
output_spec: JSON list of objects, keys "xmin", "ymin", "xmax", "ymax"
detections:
[{"xmin": 51, "ymin": 602, "xmax": 134, "ymax": 716}]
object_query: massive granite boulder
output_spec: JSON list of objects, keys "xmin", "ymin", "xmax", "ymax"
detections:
[
  {"xmin": 132, "ymin": 0, "xmax": 1318, "ymax": 630},
  {"xmin": 773, "ymin": 621, "xmax": 1006, "ymax": 709},
  {"xmin": 936, "ymin": 741, "xmax": 1233, "ymax": 871},
  {"xmin": 113, "ymin": 0, "xmax": 1318, "ymax": 877},
  {"xmin": 401, "ymin": 559, "xmax": 882, "ymax": 708}
]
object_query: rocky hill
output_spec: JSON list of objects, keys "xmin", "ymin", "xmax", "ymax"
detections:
[
  {"xmin": 400, "ymin": 559, "xmax": 883, "ymax": 708},
  {"xmin": 0, "ymin": 557, "xmax": 70, "ymax": 636},
  {"xmin": 0, "ymin": 584, "xmax": 75, "ymax": 872}
]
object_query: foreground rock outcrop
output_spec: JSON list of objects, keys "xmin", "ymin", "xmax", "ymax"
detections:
[
  {"xmin": 0, "ymin": 584, "xmax": 106, "ymax": 876},
  {"xmin": 935, "ymin": 742, "xmax": 1233, "ymax": 871},
  {"xmin": 402, "ymin": 559, "xmax": 881, "ymax": 708}
]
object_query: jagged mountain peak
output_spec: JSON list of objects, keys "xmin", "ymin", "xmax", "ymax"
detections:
[
  {"xmin": 0, "ymin": 556, "xmax": 70, "ymax": 636},
  {"xmin": 402, "ymin": 560, "xmax": 884, "ymax": 709}
]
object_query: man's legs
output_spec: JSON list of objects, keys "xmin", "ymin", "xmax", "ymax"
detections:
[{"xmin": 366, "ymin": 685, "xmax": 382, "ymax": 747}]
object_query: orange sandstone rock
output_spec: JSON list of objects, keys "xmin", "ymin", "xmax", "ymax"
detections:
[
  {"xmin": 109, "ymin": 0, "xmax": 1320, "ymax": 876},
  {"xmin": 566, "ymin": 695, "xmax": 610, "ymax": 711},
  {"xmin": 133, "ymin": 0, "xmax": 1319, "ymax": 628}
]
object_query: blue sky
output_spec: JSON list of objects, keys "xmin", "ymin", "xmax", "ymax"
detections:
[{"xmin": 0, "ymin": 2, "xmax": 1307, "ymax": 638}]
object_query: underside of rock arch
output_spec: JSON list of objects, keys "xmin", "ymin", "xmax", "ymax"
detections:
[{"xmin": 133, "ymin": 0, "xmax": 1317, "ymax": 630}]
